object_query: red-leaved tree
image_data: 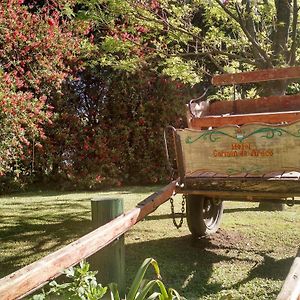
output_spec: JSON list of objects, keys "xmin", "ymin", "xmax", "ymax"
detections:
[
  {"xmin": 33, "ymin": 69, "xmax": 187, "ymax": 189},
  {"xmin": 0, "ymin": 0, "xmax": 90, "ymax": 177}
]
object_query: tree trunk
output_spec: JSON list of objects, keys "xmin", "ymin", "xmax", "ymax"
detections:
[
  {"xmin": 260, "ymin": 80, "xmax": 288, "ymax": 97},
  {"xmin": 272, "ymin": 0, "xmax": 291, "ymax": 63}
]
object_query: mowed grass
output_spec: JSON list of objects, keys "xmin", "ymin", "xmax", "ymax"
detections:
[{"xmin": 0, "ymin": 187, "xmax": 300, "ymax": 299}]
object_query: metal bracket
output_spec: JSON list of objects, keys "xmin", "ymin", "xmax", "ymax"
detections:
[
  {"xmin": 163, "ymin": 126, "xmax": 177, "ymax": 179},
  {"xmin": 188, "ymin": 88, "xmax": 209, "ymax": 118},
  {"xmin": 286, "ymin": 197, "xmax": 295, "ymax": 207}
]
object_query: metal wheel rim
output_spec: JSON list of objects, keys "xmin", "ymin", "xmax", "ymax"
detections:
[{"xmin": 203, "ymin": 198, "xmax": 220, "ymax": 229}]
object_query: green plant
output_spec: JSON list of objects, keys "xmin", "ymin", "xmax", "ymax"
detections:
[
  {"xmin": 109, "ymin": 258, "xmax": 182, "ymax": 300},
  {"xmin": 31, "ymin": 261, "xmax": 107, "ymax": 300},
  {"xmin": 33, "ymin": 71, "xmax": 187, "ymax": 190},
  {"xmin": 31, "ymin": 258, "xmax": 183, "ymax": 300}
]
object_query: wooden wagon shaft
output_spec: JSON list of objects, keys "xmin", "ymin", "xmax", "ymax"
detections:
[
  {"xmin": 277, "ymin": 249, "xmax": 300, "ymax": 300},
  {"xmin": 0, "ymin": 180, "xmax": 177, "ymax": 300},
  {"xmin": 212, "ymin": 66, "xmax": 300, "ymax": 86}
]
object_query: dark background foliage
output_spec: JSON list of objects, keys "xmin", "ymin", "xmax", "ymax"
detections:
[{"xmin": 1, "ymin": 68, "xmax": 188, "ymax": 192}]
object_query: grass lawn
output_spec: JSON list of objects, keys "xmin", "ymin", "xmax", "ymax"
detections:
[{"xmin": 0, "ymin": 187, "xmax": 300, "ymax": 299}]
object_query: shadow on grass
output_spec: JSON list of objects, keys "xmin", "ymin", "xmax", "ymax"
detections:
[
  {"xmin": 223, "ymin": 207, "xmax": 260, "ymax": 213},
  {"xmin": 0, "ymin": 212, "xmax": 92, "ymax": 278},
  {"xmin": 125, "ymin": 234, "xmax": 293, "ymax": 298},
  {"xmin": 1, "ymin": 222, "xmax": 294, "ymax": 298},
  {"xmin": 231, "ymin": 254, "xmax": 294, "ymax": 289},
  {"xmin": 3, "ymin": 186, "xmax": 160, "ymax": 199},
  {"xmin": 144, "ymin": 206, "xmax": 260, "ymax": 221},
  {"xmin": 125, "ymin": 235, "xmax": 222, "ymax": 297}
]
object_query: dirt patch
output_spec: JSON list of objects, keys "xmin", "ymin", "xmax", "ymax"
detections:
[{"xmin": 190, "ymin": 229, "xmax": 249, "ymax": 250}]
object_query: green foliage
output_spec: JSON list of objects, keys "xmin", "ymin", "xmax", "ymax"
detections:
[
  {"xmin": 0, "ymin": 0, "xmax": 91, "ymax": 177},
  {"xmin": 110, "ymin": 258, "xmax": 182, "ymax": 300},
  {"xmin": 162, "ymin": 57, "xmax": 202, "ymax": 85},
  {"xmin": 287, "ymin": 82, "xmax": 300, "ymax": 95},
  {"xmin": 4, "ymin": 0, "xmax": 299, "ymax": 188},
  {"xmin": 32, "ymin": 70, "xmax": 187, "ymax": 189},
  {"xmin": 31, "ymin": 259, "xmax": 183, "ymax": 300},
  {"xmin": 82, "ymin": 0, "xmax": 300, "ymax": 90},
  {"xmin": 32, "ymin": 261, "xmax": 107, "ymax": 300}
]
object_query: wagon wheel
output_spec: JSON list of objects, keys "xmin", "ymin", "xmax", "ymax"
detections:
[{"xmin": 186, "ymin": 195, "xmax": 223, "ymax": 237}]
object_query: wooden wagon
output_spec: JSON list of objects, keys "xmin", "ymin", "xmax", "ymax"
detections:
[{"xmin": 168, "ymin": 66, "xmax": 300, "ymax": 237}]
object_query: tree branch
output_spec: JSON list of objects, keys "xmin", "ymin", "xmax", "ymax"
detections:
[
  {"xmin": 177, "ymin": 50, "xmax": 255, "ymax": 66},
  {"xmin": 207, "ymin": 53, "xmax": 226, "ymax": 73},
  {"xmin": 272, "ymin": 0, "xmax": 291, "ymax": 63},
  {"xmin": 214, "ymin": 0, "xmax": 273, "ymax": 68},
  {"xmin": 133, "ymin": 2, "xmax": 263, "ymax": 72},
  {"xmin": 288, "ymin": 0, "xmax": 298, "ymax": 65},
  {"xmin": 138, "ymin": 8, "xmax": 257, "ymax": 65},
  {"xmin": 236, "ymin": 1, "xmax": 265, "ymax": 66}
]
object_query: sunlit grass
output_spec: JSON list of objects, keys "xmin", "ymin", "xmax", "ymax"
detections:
[{"xmin": 1, "ymin": 188, "xmax": 300, "ymax": 299}]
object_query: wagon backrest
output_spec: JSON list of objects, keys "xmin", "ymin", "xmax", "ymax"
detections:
[
  {"xmin": 209, "ymin": 66, "xmax": 300, "ymax": 115},
  {"xmin": 212, "ymin": 66, "xmax": 300, "ymax": 86},
  {"xmin": 188, "ymin": 66, "xmax": 300, "ymax": 129}
]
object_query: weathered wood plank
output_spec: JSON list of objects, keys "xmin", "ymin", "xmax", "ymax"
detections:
[
  {"xmin": 182, "ymin": 178, "xmax": 300, "ymax": 196},
  {"xmin": 213, "ymin": 173, "xmax": 229, "ymax": 178},
  {"xmin": 263, "ymin": 171, "xmax": 285, "ymax": 178},
  {"xmin": 177, "ymin": 122, "xmax": 300, "ymax": 177},
  {"xmin": 189, "ymin": 111, "xmax": 300, "ymax": 128},
  {"xmin": 212, "ymin": 66, "xmax": 300, "ymax": 86},
  {"xmin": 0, "ymin": 181, "xmax": 177, "ymax": 300},
  {"xmin": 177, "ymin": 189, "xmax": 300, "ymax": 200},
  {"xmin": 197, "ymin": 171, "xmax": 216, "ymax": 178},
  {"xmin": 188, "ymin": 171, "xmax": 206, "ymax": 177},
  {"xmin": 277, "ymin": 249, "xmax": 300, "ymax": 300},
  {"xmin": 207, "ymin": 94, "xmax": 300, "ymax": 115},
  {"xmin": 245, "ymin": 173, "xmax": 264, "ymax": 178},
  {"xmin": 229, "ymin": 172, "xmax": 247, "ymax": 178}
]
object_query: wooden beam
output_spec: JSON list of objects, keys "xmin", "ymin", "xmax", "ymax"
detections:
[
  {"xmin": 189, "ymin": 111, "xmax": 300, "ymax": 128},
  {"xmin": 176, "ymin": 189, "xmax": 300, "ymax": 200},
  {"xmin": 277, "ymin": 249, "xmax": 300, "ymax": 300},
  {"xmin": 0, "ymin": 181, "xmax": 177, "ymax": 300},
  {"xmin": 212, "ymin": 66, "xmax": 300, "ymax": 86},
  {"xmin": 207, "ymin": 94, "xmax": 300, "ymax": 115}
]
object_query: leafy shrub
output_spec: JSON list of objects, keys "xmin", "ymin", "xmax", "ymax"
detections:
[
  {"xmin": 0, "ymin": 0, "xmax": 90, "ymax": 178},
  {"xmin": 31, "ymin": 261, "xmax": 107, "ymax": 300},
  {"xmin": 32, "ymin": 70, "xmax": 187, "ymax": 189},
  {"xmin": 31, "ymin": 258, "xmax": 183, "ymax": 300}
]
